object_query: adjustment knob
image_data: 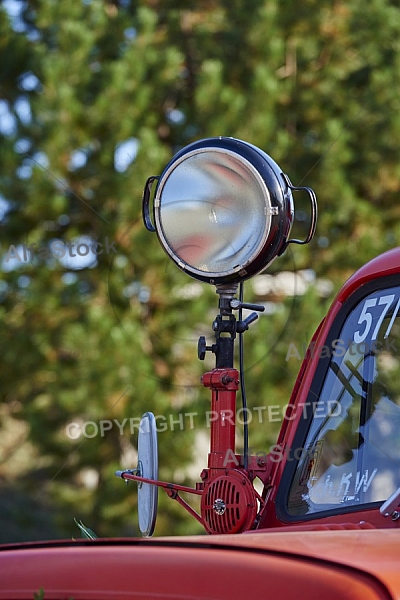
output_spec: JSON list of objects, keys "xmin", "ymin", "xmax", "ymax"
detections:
[
  {"xmin": 198, "ymin": 336, "xmax": 214, "ymax": 360},
  {"xmin": 198, "ymin": 336, "xmax": 207, "ymax": 360}
]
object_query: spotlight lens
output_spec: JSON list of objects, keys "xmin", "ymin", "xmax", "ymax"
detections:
[{"xmin": 155, "ymin": 148, "xmax": 271, "ymax": 279}]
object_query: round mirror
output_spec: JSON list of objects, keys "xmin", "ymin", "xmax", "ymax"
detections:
[
  {"xmin": 137, "ymin": 412, "xmax": 158, "ymax": 537},
  {"xmin": 144, "ymin": 137, "xmax": 302, "ymax": 285}
]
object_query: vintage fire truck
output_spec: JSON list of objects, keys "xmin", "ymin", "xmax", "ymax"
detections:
[{"xmin": 1, "ymin": 138, "xmax": 399, "ymax": 599}]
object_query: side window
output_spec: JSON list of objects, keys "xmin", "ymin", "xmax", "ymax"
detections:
[{"xmin": 288, "ymin": 285, "xmax": 400, "ymax": 516}]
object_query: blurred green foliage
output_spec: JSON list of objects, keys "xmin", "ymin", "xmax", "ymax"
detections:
[{"xmin": 0, "ymin": 0, "xmax": 399, "ymax": 541}]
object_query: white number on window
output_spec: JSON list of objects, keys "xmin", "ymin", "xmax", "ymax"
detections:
[{"xmin": 354, "ymin": 295, "xmax": 395, "ymax": 344}]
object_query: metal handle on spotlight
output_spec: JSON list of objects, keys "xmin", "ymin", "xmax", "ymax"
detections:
[
  {"xmin": 281, "ymin": 173, "xmax": 318, "ymax": 246},
  {"xmin": 142, "ymin": 176, "xmax": 159, "ymax": 232}
]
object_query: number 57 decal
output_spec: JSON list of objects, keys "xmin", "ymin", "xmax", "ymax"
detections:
[{"xmin": 354, "ymin": 294, "xmax": 400, "ymax": 344}]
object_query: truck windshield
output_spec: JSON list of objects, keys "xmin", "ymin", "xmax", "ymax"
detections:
[{"xmin": 288, "ymin": 284, "xmax": 400, "ymax": 516}]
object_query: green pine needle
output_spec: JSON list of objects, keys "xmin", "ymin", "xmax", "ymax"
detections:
[{"xmin": 74, "ymin": 518, "xmax": 98, "ymax": 540}]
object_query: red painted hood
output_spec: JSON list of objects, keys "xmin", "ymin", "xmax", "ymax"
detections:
[{"xmin": 0, "ymin": 529, "xmax": 398, "ymax": 599}]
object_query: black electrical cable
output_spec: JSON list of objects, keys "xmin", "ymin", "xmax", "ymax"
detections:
[{"xmin": 238, "ymin": 282, "xmax": 249, "ymax": 471}]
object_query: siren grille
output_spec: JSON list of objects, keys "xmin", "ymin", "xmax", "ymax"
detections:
[{"xmin": 201, "ymin": 470, "xmax": 257, "ymax": 535}]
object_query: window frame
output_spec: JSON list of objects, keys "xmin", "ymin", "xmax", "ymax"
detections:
[{"xmin": 276, "ymin": 274, "xmax": 400, "ymax": 523}]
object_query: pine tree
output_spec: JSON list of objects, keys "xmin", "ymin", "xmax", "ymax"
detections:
[{"xmin": 1, "ymin": 0, "xmax": 400, "ymax": 540}]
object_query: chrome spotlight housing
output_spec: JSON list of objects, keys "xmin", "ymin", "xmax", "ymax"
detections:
[{"xmin": 143, "ymin": 137, "xmax": 316, "ymax": 285}]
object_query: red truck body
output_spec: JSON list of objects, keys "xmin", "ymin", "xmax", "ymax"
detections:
[
  {"xmin": 2, "ymin": 138, "xmax": 399, "ymax": 598},
  {"xmin": 1, "ymin": 247, "xmax": 399, "ymax": 599}
]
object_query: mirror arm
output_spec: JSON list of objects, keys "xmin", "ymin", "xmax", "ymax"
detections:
[
  {"xmin": 116, "ymin": 470, "xmax": 203, "ymax": 496},
  {"xmin": 167, "ymin": 491, "xmax": 204, "ymax": 525},
  {"xmin": 116, "ymin": 470, "xmax": 204, "ymax": 525}
]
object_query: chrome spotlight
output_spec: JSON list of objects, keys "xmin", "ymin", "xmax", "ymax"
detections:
[{"xmin": 143, "ymin": 137, "xmax": 317, "ymax": 285}]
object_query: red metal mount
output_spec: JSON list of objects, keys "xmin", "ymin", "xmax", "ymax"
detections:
[
  {"xmin": 119, "ymin": 287, "xmax": 271, "ymax": 534},
  {"xmin": 198, "ymin": 365, "xmax": 270, "ymax": 534}
]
